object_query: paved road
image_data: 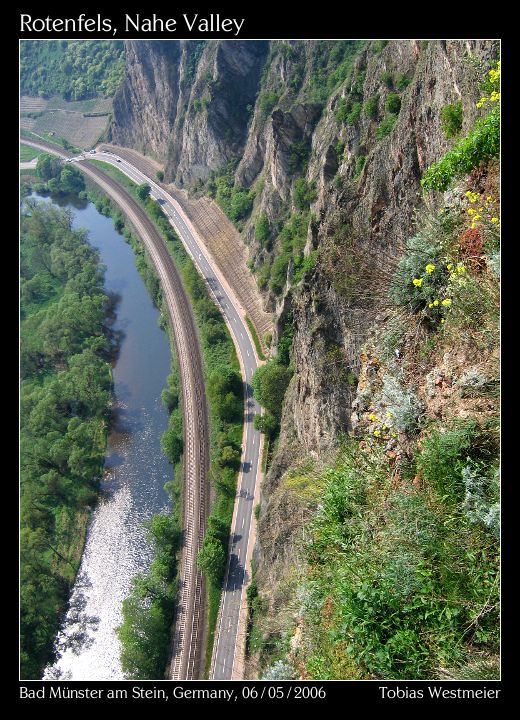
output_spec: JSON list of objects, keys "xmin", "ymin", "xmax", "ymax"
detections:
[{"xmin": 85, "ymin": 150, "xmax": 263, "ymax": 680}]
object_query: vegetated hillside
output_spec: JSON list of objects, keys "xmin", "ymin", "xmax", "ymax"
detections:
[
  {"xmin": 20, "ymin": 40, "xmax": 125, "ymax": 100},
  {"xmin": 111, "ymin": 39, "xmax": 500, "ymax": 679},
  {"xmin": 20, "ymin": 190, "xmax": 113, "ymax": 678}
]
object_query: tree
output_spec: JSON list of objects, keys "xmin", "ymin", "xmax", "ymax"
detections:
[
  {"xmin": 219, "ymin": 445, "xmax": 241, "ymax": 469},
  {"xmin": 251, "ymin": 362, "xmax": 292, "ymax": 421},
  {"xmin": 197, "ymin": 536, "xmax": 226, "ymax": 585},
  {"xmin": 160, "ymin": 413, "xmax": 183, "ymax": 464},
  {"xmin": 59, "ymin": 165, "xmax": 85, "ymax": 194},
  {"xmin": 207, "ymin": 367, "xmax": 243, "ymax": 423},
  {"xmin": 255, "ymin": 213, "xmax": 270, "ymax": 246},
  {"xmin": 137, "ymin": 183, "xmax": 151, "ymax": 202},
  {"xmin": 36, "ymin": 153, "xmax": 62, "ymax": 181},
  {"xmin": 253, "ymin": 412, "xmax": 278, "ymax": 437}
]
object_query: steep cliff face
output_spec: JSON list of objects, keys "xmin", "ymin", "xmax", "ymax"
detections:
[
  {"xmin": 111, "ymin": 40, "xmax": 183, "ymax": 160},
  {"xmin": 233, "ymin": 39, "xmax": 498, "ymax": 679},
  {"xmin": 111, "ymin": 40, "xmax": 268, "ymax": 183},
  {"xmin": 111, "ymin": 39, "xmax": 499, "ymax": 678}
]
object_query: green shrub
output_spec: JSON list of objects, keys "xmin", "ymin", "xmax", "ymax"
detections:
[
  {"xmin": 334, "ymin": 140, "xmax": 345, "ymax": 164},
  {"xmin": 376, "ymin": 114, "xmax": 397, "ymax": 138},
  {"xmin": 372, "ymin": 40, "xmax": 388, "ymax": 54},
  {"xmin": 417, "ymin": 419, "xmax": 497, "ymax": 502},
  {"xmin": 270, "ymin": 253, "xmax": 291, "ymax": 295},
  {"xmin": 364, "ymin": 95, "xmax": 379, "ymax": 119},
  {"xmin": 300, "ymin": 442, "xmax": 499, "ymax": 679},
  {"xmin": 396, "ymin": 73, "xmax": 411, "ymax": 90},
  {"xmin": 441, "ymin": 101, "xmax": 463, "ymax": 138},
  {"xmin": 381, "ymin": 375, "xmax": 423, "ymax": 433},
  {"xmin": 347, "ymin": 102, "xmax": 362, "ymax": 125},
  {"xmin": 293, "ymin": 250, "xmax": 318, "ymax": 284},
  {"xmin": 293, "ymin": 178, "xmax": 317, "ymax": 210},
  {"xmin": 259, "ymin": 90, "xmax": 280, "ymax": 121},
  {"xmin": 288, "ymin": 139, "xmax": 311, "ymax": 176},
  {"xmin": 385, "ymin": 92, "xmax": 401, "ymax": 114},
  {"xmin": 421, "ymin": 105, "xmax": 499, "ymax": 191},
  {"xmin": 355, "ymin": 155, "xmax": 366, "ymax": 176},
  {"xmin": 462, "ymin": 464, "xmax": 499, "ymax": 538},
  {"xmin": 335, "ymin": 97, "xmax": 349, "ymax": 124},
  {"xmin": 381, "ymin": 71, "xmax": 394, "ymax": 89},
  {"xmin": 253, "ymin": 412, "xmax": 278, "ymax": 437},
  {"xmin": 255, "ymin": 213, "xmax": 271, "ymax": 247}
]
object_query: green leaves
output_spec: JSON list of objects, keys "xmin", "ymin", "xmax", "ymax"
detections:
[
  {"xmin": 422, "ymin": 105, "xmax": 500, "ymax": 191},
  {"xmin": 251, "ymin": 362, "xmax": 292, "ymax": 422},
  {"xmin": 20, "ymin": 201, "xmax": 111, "ymax": 678}
]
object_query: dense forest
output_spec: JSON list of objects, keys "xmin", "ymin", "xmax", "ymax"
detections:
[
  {"xmin": 20, "ymin": 198, "xmax": 113, "ymax": 678},
  {"xmin": 20, "ymin": 40, "xmax": 125, "ymax": 100}
]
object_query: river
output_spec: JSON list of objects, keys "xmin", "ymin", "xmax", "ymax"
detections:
[{"xmin": 36, "ymin": 193, "xmax": 173, "ymax": 680}]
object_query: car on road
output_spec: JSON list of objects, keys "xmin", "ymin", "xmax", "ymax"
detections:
[{"xmin": 116, "ymin": 159, "xmax": 121, "ymax": 163}]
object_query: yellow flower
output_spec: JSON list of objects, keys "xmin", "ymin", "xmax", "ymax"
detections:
[
  {"xmin": 465, "ymin": 191, "xmax": 480, "ymax": 204},
  {"xmin": 446, "ymin": 263, "xmax": 453, "ymax": 271},
  {"xmin": 433, "ymin": 299, "xmax": 439, "ymax": 306},
  {"xmin": 374, "ymin": 430, "xmax": 381, "ymax": 437},
  {"xmin": 441, "ymin": 319, "xmax": 445, "ymax": 324},
  {"xmin": 386, "ymin": 411, "xmax": 393, "ymax": 417},
  {"xmin": 368, "ymin": 413, "xmax": 378, "ymax": 422},
  {"xmin": 488, "ymin": 63, "xmax": 500, "ymax": 84},
  {"xmin": 425, "ymin": 263, "xmax": 436, "ymax": 274},
  {"xmin": 391, "ymin": 432, "xmax": 397, "ymax": 438},
  {"xmin": 490, "ymin": 91, "xmax": 500, "ymax": 102},
  {"xmin": 491, "ymin": 217, "xmax": 499, "ymax": 224},
  {"xmin": 428, "ymin": 302, "xmax": 434, "ymax": 308},
  {"xmin": 413, "ymin": 278, "xmax": 423, "ymax": 287},
  {"xmin": 486, "ymin": 196, "xmax": 493, "ymax": 202},
  {"xmin": 441, "ymin": 298, "xmax": 452, "ymax": 307},
  {"xmin": 456, "ymin": 265, "xmax": 466, "ymax": 274},
  {"xmin": 467, "ymin": 208, "xmax": 476, "ymax": 216}
]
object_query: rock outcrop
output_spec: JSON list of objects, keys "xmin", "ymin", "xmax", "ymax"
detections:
[
  {"xmin": 110, "ymin": 39, "xmax": 499, "ymax": 678},
  {"xmin": 111, "ymin": 40, "xmax": 267, "ymax": 184}
]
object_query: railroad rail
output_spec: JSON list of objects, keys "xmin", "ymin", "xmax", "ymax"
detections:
[{"xmin": 20, "ymin": 139, "xmax": 210, "ymax": 680}]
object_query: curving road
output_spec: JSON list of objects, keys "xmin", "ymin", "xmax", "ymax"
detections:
[
  {"xmin": 84, "ymin": 149, "xmax": 264, "ymax": 680},
  {"xmin": 21, "ymin": 140, "xmax": 265, "ymax": 679}
]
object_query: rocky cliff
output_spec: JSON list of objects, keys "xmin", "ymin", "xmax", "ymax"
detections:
[
  {"xmin": 111, "ymin": 39, "xmax": 500, "ymax": 679},
  {"xmin": 111, "ymin": 40, "xmax": 267, "ymax": 184}
]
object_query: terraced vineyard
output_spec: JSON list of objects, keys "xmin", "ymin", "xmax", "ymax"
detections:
[{"xmin": 20, "ymin": 95, "xmax": 112, "ymax": 149}]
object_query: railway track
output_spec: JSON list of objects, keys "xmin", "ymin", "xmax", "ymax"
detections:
[{"xmin": 20, "ymin": 139, "xmax": 210, "ymax": 680}]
